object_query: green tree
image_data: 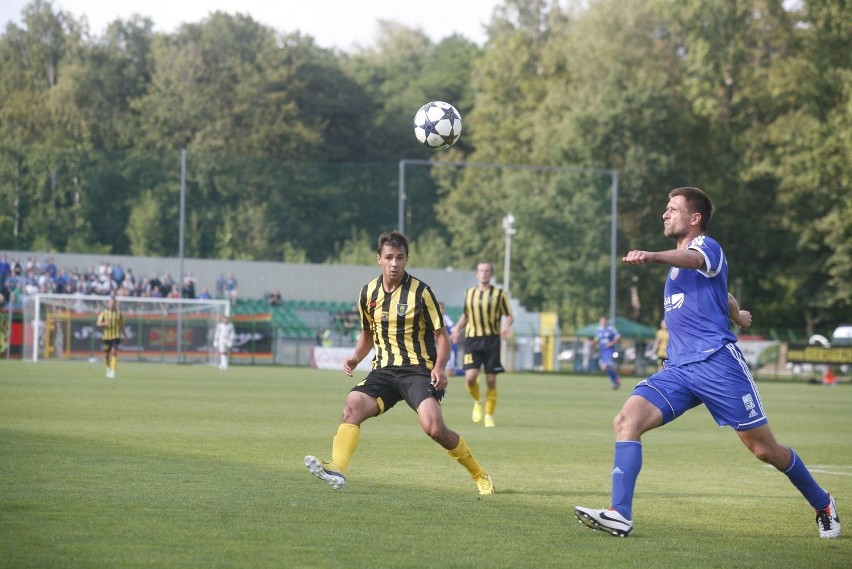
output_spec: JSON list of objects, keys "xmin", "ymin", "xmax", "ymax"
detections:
[
  {"xmin": 344, "ymin": 25, "xmax": 481, "ymax": 239},
  {"xmin": 664, "ymin": 0, "xmax": 852, "ymax": 329},
  {"xmin": 0, "ymin": 1, "xmax": 84, "ymax": 249},
  {"xmin": 441, "ymin": 0, "xmax": 700, "ymax": 328}
]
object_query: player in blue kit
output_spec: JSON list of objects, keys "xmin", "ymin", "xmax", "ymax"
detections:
[
  {"xmin": 574, "ymin": 187, "xmax": 840, "ymax": 539},
  {"xmin": 595, "ymin": 316, "xmax": 621, "ymax": 389}
]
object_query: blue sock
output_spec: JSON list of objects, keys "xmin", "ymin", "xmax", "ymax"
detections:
[
  {"xmin": 783, "ymin": 448, "xmax": 829, "ymax": 510},
  {"xmin": 611, "ymin": 441, "xmax": 642, "ymax": 520}
]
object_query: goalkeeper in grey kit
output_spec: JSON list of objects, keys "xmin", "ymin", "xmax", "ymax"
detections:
[{"xmin": 213, "ymin": 315, "xmax": 236, "ymax": 370}]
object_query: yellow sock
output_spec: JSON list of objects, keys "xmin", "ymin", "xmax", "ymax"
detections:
[
  {"xmin": 485, "ymin": 387, "xmax": 497, "ymax": 416},
  {"xmin": 447, "ymin": 436, "xmax": 484, "ymax": 478},
  {"xmin": 110, "ymin": 355, "xmax": 117, "ymax": 372},
  {"xmin": 466, "ymin": 380, "xmax": 481, "ymax": 403},
  {"xmin": 330, "ymin": 423, "xmax": 360, "ymax": 475}
]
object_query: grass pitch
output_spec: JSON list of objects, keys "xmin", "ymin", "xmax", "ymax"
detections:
[{"xmin": 1, "ymin": 361, "xmax": 849, "ymax": 568}]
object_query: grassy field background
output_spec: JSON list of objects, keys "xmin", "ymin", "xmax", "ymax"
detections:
[{"xmin": 1, "ymin": 360, "xmax": 849, "ymax": 568}]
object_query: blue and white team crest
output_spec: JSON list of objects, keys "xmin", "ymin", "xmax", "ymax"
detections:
[
  {"xmin": 396, "ymin": 303, "xmax": 408, "ymax": 316},
  {"xmin": 742, "ymin": 393, "xmax": 758, "ymax": 418},
  {"xmin": 690, "ymin": 235, "xmax": 706, "ymax": 248},
  {"xmin": 664, "ymin": 293, "xmax": 685, "ymax": 312}
]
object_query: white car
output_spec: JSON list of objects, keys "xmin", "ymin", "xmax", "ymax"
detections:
[
  {"xmin": 832, "ymin": 325, "xmax": 852, "ymax": 346},
  {"xmin": 557, "ymin": 347, "xmax": 576, "ymax": 362}
]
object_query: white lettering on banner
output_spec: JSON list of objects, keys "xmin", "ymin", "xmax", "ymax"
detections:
[{"xmin": 311, "ymin": 347, "xmax": 374, "ymax": 371}]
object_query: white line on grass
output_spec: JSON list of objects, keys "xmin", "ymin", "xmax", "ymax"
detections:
[{"xmin": 765, "ymin": 465, "xmax": 852, "ymax": 476}]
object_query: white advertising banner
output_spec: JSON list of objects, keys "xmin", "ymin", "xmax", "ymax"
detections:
[
  {"xmin": 737, "ymin": 340, "xmax": 780, "ymax": 368},
  {"xmin": 311, "ymin": 346, "xmax": 374, "ymax": 372}
]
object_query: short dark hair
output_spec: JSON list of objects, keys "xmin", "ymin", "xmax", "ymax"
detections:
[
  {"xmin": 377, "ymin": 230, "xmax": 409, "ymax": 256},
  {"xmin": 670, "ymin": 187, "xmax": 713, "ymax": 231}
]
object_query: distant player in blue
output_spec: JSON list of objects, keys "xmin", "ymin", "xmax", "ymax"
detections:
[
  {"xmin": 595, "ymin": 316, "xmax": 621, "ymax": 389},
  {"xmin": 575, "ymin": 187, "xmax": 840, "ymax": 539},
  {"xmin": 439, "ymin": 302, "xmax": 458, "ymax": 375}
]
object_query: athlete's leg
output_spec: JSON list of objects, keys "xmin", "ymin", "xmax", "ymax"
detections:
[
  {"xmin": 465, "ymin": 367, "xmax": 483, "ymax": 422},
  {"xmin": 609, "ymin": 395, "xmax": 664, "ymax": 519},
  {"xmin": 484, "ymin": 372, "xmax": 497, "ymax": 419},
  {"xmin": 325, "ymin": 391, "xmax": 380, "ymax": 474},
  {"xmin": 575, "ymin": 394, "xmax": 663, "ymax": 534},
  {"xmin": 418, "ymin": 396, "xmax": 458, "ymax": 449},
  {"xmin": 737, "ymin": 425, "xmax": 830, "ymax": 510},
  {"xmin": 418, "ymin": 397, "xmax": 490, "ymax": 486},
  {"xmin": 340, "ymin": 390, "xmax": 381, "ymax": 425},
  {"xmin": 736, "ymin": 424, "xmax": 789, "ymax": 468},
  {"xmin": 606, "ymin": 364, "xmax": 620, "ymax": 388},
  {"xmin": 465, "ymin": 368, "xmax": 481, "ymax": 401}
]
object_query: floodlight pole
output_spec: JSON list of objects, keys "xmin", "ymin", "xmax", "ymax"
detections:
[
  {"xmin": 609, "ymin": 170, "xmax": 618, "ymax": 324},
  {"xmin": 398, "ymin": 160, "xmax": 619, "ymax": 321},
  {"xmin": 398, "ymin": 160, "xmax": 406, "ymax": 234},
  {"xmin": 502, "ymin": 213, "xmax": 516, "ymax": 296},
  {"xmin": 177, "ymin": 149, "xmax": 186, "ymax": 363}
]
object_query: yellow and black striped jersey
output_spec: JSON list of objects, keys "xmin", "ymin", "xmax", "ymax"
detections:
[
  {"xmin": 462, "ymin": 286, "xmax": 511, "ymax": 338},
  {"xmin": 97, "ymin": 308, "xmax": 124, "ymax": 341},
  {"xmin": 357, "ymin": 272, "xmax": 443, "ymax": 370}
]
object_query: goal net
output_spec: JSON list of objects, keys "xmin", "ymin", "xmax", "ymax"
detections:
[{"xmin": 22, "ymin": 294, "xmax": 230, "ymax": 364}]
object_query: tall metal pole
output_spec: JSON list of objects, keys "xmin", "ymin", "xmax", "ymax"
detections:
[
  {"xmin": 502, "ymin": 213, "xmax": 516, "ymax": 296},
  {"xmin": 610, "ymin": 170, "xmax": 619, "ymax": 323},
  {"xmin": 4, "ymin": 303, "xmax": 10, "ymax": 359},
  {"xmin": 398, "ymin": 161, "xmax": 406, "ymax": 234},
  {"xmin": 177, "ymin": 149, "xmax": 186, "ymax": 363}
]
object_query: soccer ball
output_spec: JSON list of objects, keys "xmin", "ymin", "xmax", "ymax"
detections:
[{"xmin": 413, "ymin": 101, "xmax": 462, "ymax": 149}]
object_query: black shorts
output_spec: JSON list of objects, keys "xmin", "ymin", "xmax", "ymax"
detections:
[
  {"xmin": 351, "ymin": 366, "xmax": 444, "ymax": 414},
  {"xmin": 462, "ymin": 336, "xmax": 504, "ymax": 374},
  {"xmin": 103, "ymin": 338, "xmax": 121, "ymax": 352}
]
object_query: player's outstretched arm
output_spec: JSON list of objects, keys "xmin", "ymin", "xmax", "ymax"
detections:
[{"xmin": 623, "ymin": 248, "xmax": 704, "ymax": 269}]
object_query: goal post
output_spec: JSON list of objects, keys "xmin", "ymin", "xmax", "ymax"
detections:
[{"xmin": 23, "ymin": 294, "xmax": 230, "ymax": 364}]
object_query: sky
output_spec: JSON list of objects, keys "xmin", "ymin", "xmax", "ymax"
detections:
[{"xmin": 0, "ymin": 0, "xmax": 500, "ymax": 52}]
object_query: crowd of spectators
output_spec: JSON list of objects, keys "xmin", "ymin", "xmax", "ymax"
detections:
[{"xmin": 0, "ymin": 254, "xmax": 239, "ymax": 310}]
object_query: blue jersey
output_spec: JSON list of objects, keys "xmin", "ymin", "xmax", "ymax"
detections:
[
  {"xmin": 663, "ymin": 235, "xmax": 736, "ymax": 366},
  {"xmin": 596, "ymin": 326, "xmax": 620, "ymax": 361}
]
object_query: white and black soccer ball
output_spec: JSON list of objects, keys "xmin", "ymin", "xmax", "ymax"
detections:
[{"xmin": 413, "ymin": 101, "xmax": 462, "ymax": 149}]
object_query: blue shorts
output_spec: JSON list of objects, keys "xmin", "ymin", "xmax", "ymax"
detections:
[{"xmin": 632, "ymin": 343, "xmax": 767, "ymax": 431}]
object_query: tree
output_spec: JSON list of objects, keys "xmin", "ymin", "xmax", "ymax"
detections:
[
  {"xmin": 440, "ymin": 0, "xmax": 704, "ymax": 327},
  {"xmin": 0, "ymin": 1, "xmax": 86, "ymax": 250},
  {"xmin": 664, "ymin": 0, "xmax": 852, "ymax": 329}
]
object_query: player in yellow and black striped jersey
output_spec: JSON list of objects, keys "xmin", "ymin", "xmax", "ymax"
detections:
[
  {"xmin": 304, "ymin": 230, "xmax": 495, "ymax": 495},
  {"xmin": 356, "ymin": 270, "xmax": 441, "ymax": 369},
  {"xmin": 96, "ymin": 297, "xmax": 124, "ymax": 379},
  {"xmin": 450, "ymin": 262, "xmax": 513, "ymax": 428}
]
